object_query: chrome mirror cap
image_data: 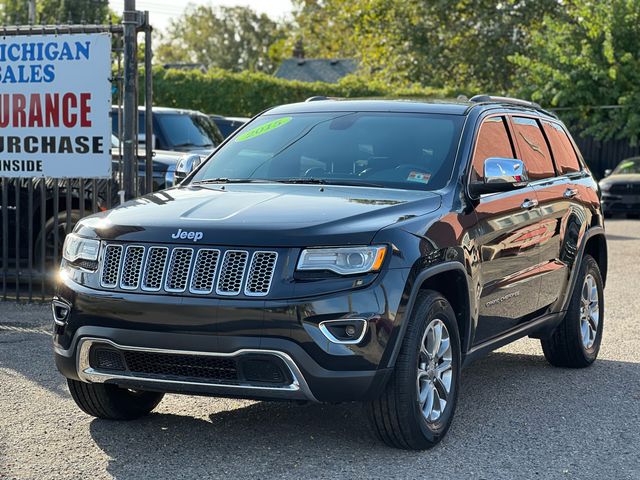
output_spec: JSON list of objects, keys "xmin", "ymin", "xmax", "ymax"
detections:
[
  {"xmin": 484, "ymin": 157, "xmax": 528, "ymax": 185},
  {"xmin": 175, "ymin": 154, "xmax": 203, "ymax": 184},
  {"xmin": 470, "ymin": 157, "xmax": 529, "ymax": 196}
]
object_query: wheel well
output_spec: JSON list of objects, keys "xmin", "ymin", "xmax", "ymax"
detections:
[
  {"xmin": 583, "ymin": 234, "xmax": 607, "ymax": 286},
  {"xmin": 420, "ymin": 269, "xmax": 470, "ymax": 354}
]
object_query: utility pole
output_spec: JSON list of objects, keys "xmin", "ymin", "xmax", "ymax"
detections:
[
  {"xmin": 122, "ymin": 0, "xmax": 138, "ymax": 200},
  {"xmin": 28, "ymin": 0, "xmax": 36, "ymax": 24}
]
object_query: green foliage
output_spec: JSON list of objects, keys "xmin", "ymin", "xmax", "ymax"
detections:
[
  {"xmin": 156, "ymin": 6, "xmax": 288, "ymax": 74},
  {"xmin": 149, "ymin": 67, "xmax": 458, "ymax": 117},
  {"xmin": 511, "ymin": 0, "xmax": 640, "ymax": 143},
  {"xmin": 291, "ymin": 0, "xmax": 561, "ymax": 92},
  {"xmin": 0, "ymin": 0, "xmax": 111, "ymax": 24}
]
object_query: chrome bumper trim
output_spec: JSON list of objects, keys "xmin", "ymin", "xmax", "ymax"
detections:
[{"xmin": 76, "ymin": 337, "xmax": 318, "ymax": 402}]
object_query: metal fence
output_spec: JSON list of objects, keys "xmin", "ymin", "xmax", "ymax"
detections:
[
  {"xmin": 0, "ymin": 18, "xmax": 153, "ymax": 302},
  {"xmin": 573, "ymin": 134, "xmax": 640, "ymax": 179}
]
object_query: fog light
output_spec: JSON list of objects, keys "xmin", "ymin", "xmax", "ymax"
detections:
[
  {"xmin": 51, "ymin": 298, "xmax": 71, "ymax": 326},
  {"xmin": 319, "ymin": 319, "xmax": 367, "ymax": 345}
]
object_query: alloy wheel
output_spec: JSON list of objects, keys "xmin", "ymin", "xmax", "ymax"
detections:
[
  {"xmin": 580, "ymin": 274, "xmax": 600, "ymax": 349},
  {"xmin": 417, "ymin": 318, "xmax": 453, "ymax": 423}
]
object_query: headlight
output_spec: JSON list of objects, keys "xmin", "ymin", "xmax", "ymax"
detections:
[
  {"xmin": 297, "ymin": 246, "xmax": 387, "ymax": 275},
  {"xmin": 62, "ymin": 233, "xmax": 100, "ymax": 263}
]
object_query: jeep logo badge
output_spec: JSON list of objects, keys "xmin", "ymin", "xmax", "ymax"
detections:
[{"xmin": 171, "ymin": 228, "xmax": 203, "ymax": 242}]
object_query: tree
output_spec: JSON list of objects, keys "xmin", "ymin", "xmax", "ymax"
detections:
[
  {"xmin": 511, "ymin": 0, "xmax": 640, "ymax": 143},
  {"xmin": 156, "ymin": 6, "xmax": 287, "ymax": 73},
  {"xmin": 290, "ymin": 0, "xmax": 561, "ymax": 91},
  {"xmin": 0, "ymin": 0, "xmax": 111, "ymax": 25}
]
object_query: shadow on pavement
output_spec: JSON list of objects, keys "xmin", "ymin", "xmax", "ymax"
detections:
[
  {"xmin": 0, "ymin": 324, "xmax": 69, "ymax": 399},
  {"xmin": 87, "ymin": 351, "xmax": 640, "ymax": 479}
]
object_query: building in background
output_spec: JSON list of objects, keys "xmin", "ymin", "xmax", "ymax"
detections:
[{"xmin": 274, "ymin": 41, "xmax": 357, "ymax": 83}]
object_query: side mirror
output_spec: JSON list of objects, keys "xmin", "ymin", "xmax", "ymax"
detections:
[
  {"xmin": 470, "ymin": 157, "xmax": 529, "ymax": 196},
  {"xmin": 175, "ymin": 154, "xmax": 203, "ymax": 184},
  {"xmin": 603, "ymin": 169, "xmax": 612, "ymax": 177}
]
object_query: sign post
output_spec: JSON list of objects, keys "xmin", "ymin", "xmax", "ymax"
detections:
[{"xmin": 0, "ymin": 33, "xmax": 112, "ymax": 178}]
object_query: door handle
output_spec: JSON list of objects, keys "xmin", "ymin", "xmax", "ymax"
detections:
[
  {"xmin": 563, "ymin": 188, "xmax": 578, "ymax": 198},
  {"xmin": 520, "ymin": 198, "xmax": 538, "ymax": 209}
]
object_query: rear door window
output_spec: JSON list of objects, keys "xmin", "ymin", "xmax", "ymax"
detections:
[
  {"xmin": 471, "ymin": 116, "xmax": 515, "ymax": 182},
  {"xmin": 511, "ymin": 116, "xmax": 555, "ymax": 180},
  {"xmin": 541, "ymin": 120, "xmax": 581, "ymax": 174}
]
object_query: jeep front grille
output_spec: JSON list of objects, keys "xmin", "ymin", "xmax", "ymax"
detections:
[
  {"xmin": 216, "ymin": 250, "xmax": 249, "ymax": 296},
  {"xmin": 120, "ymin": 246, "xmax": 145, "ymax": 290},
  {"xmin": 245, "ymin": 251, "xmax": 278, "ymax": 296},
  {"xmin": 100, "ymin": 245, "xmax": 123, "ymax": 288},
  {"xmin": 99, "ymin": 243, "xmax": 278, "ymax": 297}
]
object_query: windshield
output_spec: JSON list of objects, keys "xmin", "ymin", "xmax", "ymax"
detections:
[
  {"xmin": 157, "ymin": 113, "xmax": 223, "ymax": 149},
  {"xmin": 191, "ymin": 112, "xmax": 464, "ymax": 190},
  {"xmin": 613, "ymin": 158, "xmax": 640, "ymax": 175}
]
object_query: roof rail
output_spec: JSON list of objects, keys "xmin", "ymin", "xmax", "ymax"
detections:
[
  {"xmin": 469, "ymin": 95, "xmax": 558, "ymax": 118},
  {"xmin": 469, "ymin": 95, "xmax": 542, "ymax": 110},
  {"xmin": 305, "ymin": 96, "xmax": 330, "ymax": 102}
]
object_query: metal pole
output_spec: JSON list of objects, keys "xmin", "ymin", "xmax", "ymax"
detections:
[
  {"xmin": 28, "ymin": 0, "xmax": 36, "ymax": 24},
  {"xmin": 122, "ymin": 0, "xmax": 138, "ymax": 200},
  {"xmin": 144, "ymin": 11, "xmax": 154, "ymax": 195}
]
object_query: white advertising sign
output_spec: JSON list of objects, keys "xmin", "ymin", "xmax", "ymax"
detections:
[{"xmin": 0, "ymin": 33, "xmax": 111, "ymax": 178}]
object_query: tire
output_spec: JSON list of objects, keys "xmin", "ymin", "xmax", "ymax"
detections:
[
  {"xmin": 35, "ymin": 210, "xmax": 82, "ymax": 267},
  {"xmin": 67, "ymin": 379, "xmax": 164, "ymax": 420},
  {"xmin": 541, "ymin": 254, "xmax": 604, "ymax": 368},
  {"xmin": 367, "ymin": 290, "xmax": 461, "ymax": 450}
]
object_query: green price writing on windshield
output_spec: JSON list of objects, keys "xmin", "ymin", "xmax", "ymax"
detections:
[{"xmin": 235, "ymin": 117, "xmax": 292, "ymax": 142}]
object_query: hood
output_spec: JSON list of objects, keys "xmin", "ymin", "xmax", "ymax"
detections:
[
  {"xmin": 77, "ymin": 184, "xmax": 442, "ymax": 247},
  {"xmin": 599, "ymin": 174, "xmax": 640, "ymax": 188}
]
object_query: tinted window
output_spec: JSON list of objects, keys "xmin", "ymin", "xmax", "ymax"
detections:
[
  {"xmin": 156, "ymin": 114, "xmax": 223, "ymax": 148},
  {"xmin": 213, "ymin": 118, "xmax": 246, "ymax": 138},
  {"xmin": 511, "ymin": 116, "xmax": 555, "ymax": 180},
  {"xmin": 193, "ymin": 112, "xmax": 464, "ymax": 191},
  {"xmin": 613, "ymin": 158, "xmax": 640, "ymax": 174},
  {"xmin": 541, "ymin": 120, "xmax": 581, "ymax": 174},
  {"xmin": 111, "ymin": 111, "xmax": 146, "ymax": 137},
  {"xmin": 471, "ymin": 116, "xmax": 515, "ymax": 182}
]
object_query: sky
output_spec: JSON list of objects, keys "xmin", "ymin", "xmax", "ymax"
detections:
[{"xmin": 108, "ymin": 0, "xmax": 293, "ymax": 32}]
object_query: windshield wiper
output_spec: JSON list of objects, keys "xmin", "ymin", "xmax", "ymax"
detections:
[
  {"xmin": 278, "ymin": 178, "xmax": 327, "ymax": 185},
  {"xmin": 191, "ymin": 178, "xmax": 280, "ymax": 185},
  {"xmin": 173, "ymin": 142, "xmax": 214, "ymax": 148},
  {"xmin": 278, "ymin": 178, "xmax": 385, "ymax": 188}
]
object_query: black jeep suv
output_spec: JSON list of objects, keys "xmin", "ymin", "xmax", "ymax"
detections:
[{"xmin": 53, "ymin": 97, "xmax": 607, "ymax": 450}]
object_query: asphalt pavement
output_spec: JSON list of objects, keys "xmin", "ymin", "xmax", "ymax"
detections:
[{"xmin": 1, "ymin": 219, "xmax": 639, "ymax": 480}]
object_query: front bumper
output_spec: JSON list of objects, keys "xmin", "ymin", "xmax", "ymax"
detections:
[
  {"xmin": 601, "ymin": 196, "xmax": 640, "ymax": 214},
  {"xmin": 53, "ymin": 271, "xmax": 407, "ymax": 402}
]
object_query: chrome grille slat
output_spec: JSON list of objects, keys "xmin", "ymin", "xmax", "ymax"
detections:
[
  {"xmin": 216, "ymin": 250, "xmax": 249, "ymax": 296},
  {"xmin": 164, "ymin": 248, "xmax": 194, "ymax": 293},
  {"xmin": 189, "ymin": 249, "xmax": 221, "ymax": 294},
  {"xmin": 245, "ymin": 251, "xmax": 278, "ymax": 297},
  {"xmin": 141, "ymin": 247, "xmax": 169, "ymax": 292},
  {"xmin": 120, "ymin": 246, "xmax": 145, "ymax": 290},
  {"xmin": 99, "ymin": 243, "xmax": 275, "ymax": 296},
  {"xmin": 100, "ymin": 245, "xmax": 123, "ymax": 288}
]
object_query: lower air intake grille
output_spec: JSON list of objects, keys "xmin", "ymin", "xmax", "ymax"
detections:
[
  {"xmin": 88, "ymin": 345, "xmax": 294, "ymax": 386},
  {"xmin": 123, "ymin": 350, "xmax": 239, "ymax": 382}
]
